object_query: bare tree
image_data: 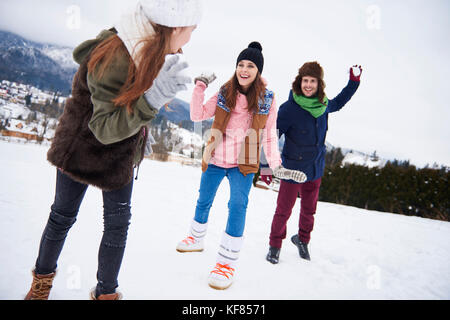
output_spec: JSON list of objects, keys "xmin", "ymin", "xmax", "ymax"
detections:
[{"xmin": 38, "ymin": 115, "xmax": 49, "ymax": 144}]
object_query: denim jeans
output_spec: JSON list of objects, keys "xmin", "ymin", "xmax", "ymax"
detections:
[
  {"xmin": 34, "ymin": 169, "xmax": 133, "ymax": 296},
  {"xmin": 194, "ymin": 164, "xmax": 255, "ymax": 238}
]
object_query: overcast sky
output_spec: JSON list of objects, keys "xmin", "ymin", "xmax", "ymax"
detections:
[{"xmin": 1, "ymin": 0, "xmax": 449, "ymax": 167}]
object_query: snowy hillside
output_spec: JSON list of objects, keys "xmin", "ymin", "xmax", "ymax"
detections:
[
  {"xmin": 0, "ymin": 102, "xmax": 31, "ymax": 119},
  {"xmin": 0, "ymin": 101, "xmax": 58, "ymax": 141},
  {"xmin": 40, "ymin": 45, "xmax": 78, "ymax": 71},
  {"xmin": 0, "ymin": 30, "xmax": 76, "ymax": 94},
  {"xmin": 167, "ymin": 121, "xmax": 203, "ymax": 157},
  {"xmin": 342, "ymin": 151, "xmax": 388, "ymax": 169},
  {"xmin": 1, "ymin": 141, "xmax": 449, "ymax": 300}
]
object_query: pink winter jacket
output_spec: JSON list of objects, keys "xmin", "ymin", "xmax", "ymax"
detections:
[{"xmin": 190, "ymin": 81, "xmax": 282, "ymax": 170}]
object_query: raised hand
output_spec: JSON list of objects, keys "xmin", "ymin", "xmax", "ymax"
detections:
[
  {"xmin": 144, "ymin": 54, "xmax": 192, "ymax": 110},
  {"xmin": 350, "ymin": 65, "xmax": 363, "ymax": 82},
  {"xmin": 194, "ymin": 71, "xmax": 217, "ymax": 87}
]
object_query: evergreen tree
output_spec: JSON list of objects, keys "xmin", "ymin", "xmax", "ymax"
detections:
[{"xmin": 325, "ymin": 147, "xmax": 345, "ymax": 167}]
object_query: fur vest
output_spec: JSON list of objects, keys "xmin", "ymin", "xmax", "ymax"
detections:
[
  {"xmin": 202, "ymin": 88, "xmax": 274, "ymax": 176},
  {"xmin": 47, "ymin": 53, "xmax": 147, "ymax": 191}
]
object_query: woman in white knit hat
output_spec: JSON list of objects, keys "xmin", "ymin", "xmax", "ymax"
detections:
[{"xmin": 25, "ymin": 0, "xmax": 203, "ymax": 300}]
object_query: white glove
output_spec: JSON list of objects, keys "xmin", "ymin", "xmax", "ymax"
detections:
[
  {"xmin": 194, "ymin": 71, "xmax": 217, "ymax": 87},
  {"xmin": 144, "ymin": 54, "xmax": 192, "ymax": 110},
  {"xmin": 273, "ymin": 165, "xmax": 307, "ymax": 183}
]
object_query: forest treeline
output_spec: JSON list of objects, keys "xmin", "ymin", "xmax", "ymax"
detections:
[{"xmin": 320, "ymin": 148, "xmax": 449, "ymax": 221}]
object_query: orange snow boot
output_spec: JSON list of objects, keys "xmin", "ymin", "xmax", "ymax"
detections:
[
  {"xmin": 90, "ymin": 288, "xmax": 123, "ymax": 300},
  {"xmin": 24, "ymin": 270, "xmax": 56, "ymax": 300},
  {"xmin": 208, "ymin": 263, "xmax": 235, "ymax": 290}
]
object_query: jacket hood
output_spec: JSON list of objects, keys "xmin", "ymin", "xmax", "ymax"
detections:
[{"xmin": 72, "ymin": 29, "xmax": 117, "ymax": 65}]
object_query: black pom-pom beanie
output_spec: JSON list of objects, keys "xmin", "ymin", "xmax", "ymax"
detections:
[{"xmin": 236, "ymin": 41, "xmax": 264, "ymax": 74}]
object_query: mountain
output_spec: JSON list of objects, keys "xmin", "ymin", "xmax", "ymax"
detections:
[
  {"xmin": 0, "ymin": 30, "xmax": 77, "ymax": 94},
  {"xmin": 159, "ymin": 97, "xmax": 213, "ymax": 132},
  {"xmin": 0, "ymin": 30, "xmax": 209, "ymax": 126},
  {"xmin": 159, "ymin": 98, "xmax": 191, "ymax": 124}
]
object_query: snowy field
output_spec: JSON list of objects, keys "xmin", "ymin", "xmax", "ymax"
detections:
[{"xmin": 0, "ymin": 140, "xmax": 449, "ymax": 300}]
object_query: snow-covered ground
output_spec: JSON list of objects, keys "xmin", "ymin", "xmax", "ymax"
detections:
[{"xmin": 0, "ymin": 140, "xmax": 449, "ymax": 300}]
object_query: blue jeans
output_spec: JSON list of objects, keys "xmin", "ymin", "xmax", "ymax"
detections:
[
  {"xmin": 34, "ymin": 169, "xmax": 133, "ymax": 296},
  {"xmin": 194, "ymin": 165, "xmax": 255, "ymax": 237}
]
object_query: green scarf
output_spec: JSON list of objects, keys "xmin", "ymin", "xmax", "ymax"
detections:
[{"xmin": 293, "ymin": 92, "xmax": 328, "ymax": 118}]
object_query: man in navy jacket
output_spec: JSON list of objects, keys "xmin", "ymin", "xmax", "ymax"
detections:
[{"xmin": 264, "ymin": 62, "xmax": 362, "ymax": 263}]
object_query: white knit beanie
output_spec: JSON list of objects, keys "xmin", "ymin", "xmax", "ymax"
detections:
[{"xmin": 139, "ymin": 0, "xmax": 203, "ymax": 28}]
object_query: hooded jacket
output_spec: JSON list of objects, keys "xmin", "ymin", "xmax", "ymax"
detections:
[{"xmin": 47, "ymin": 29, "xmax": 158, "ymax": 191}]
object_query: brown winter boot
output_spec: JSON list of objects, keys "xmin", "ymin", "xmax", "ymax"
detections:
[
  {"xmin": 24, "ymin": 270, "xmax": 56, "ymax": 300},
  {"xmin": 89, "ymin": 288, "xmax": 123, "ymax": 300}
]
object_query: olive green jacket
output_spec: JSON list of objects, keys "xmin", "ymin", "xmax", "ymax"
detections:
[
  {"xmin": 73, "ymin": 29, "xmax": 158, "ymax": 164},
  {"xmin": 47, "ymin": 29, "xmax": 159, "ymax": 191}
]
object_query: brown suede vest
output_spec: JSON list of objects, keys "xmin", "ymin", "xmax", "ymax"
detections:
[
  {"xmin": 202, "ymin": 89, "xmax": 274, "ymax": 176},
  {"xmin": 46, "ymin": 53, "xmax": 147, "ymax": 191}
]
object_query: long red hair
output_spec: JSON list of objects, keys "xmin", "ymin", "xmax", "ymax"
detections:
[
  {"xmin": 221, "ymin": 72, "xmax": 266, "ymax": 114},
  {"xmin": 87, "ymin": 23, "xmax": 174, "ymax": 113}
]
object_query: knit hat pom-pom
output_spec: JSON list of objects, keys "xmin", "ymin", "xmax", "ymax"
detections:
[
  {"xmin": 236, "ymin": 41, "xmax": 264, "ymax": 73},
  {"xmin": 248, "ymin": 41, "xmax": 262, "ymax": 52}
]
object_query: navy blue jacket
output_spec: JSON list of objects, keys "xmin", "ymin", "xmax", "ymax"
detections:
[{"xmin": 277, "ymin": 80, "xmax": 360, "ymax": 183}]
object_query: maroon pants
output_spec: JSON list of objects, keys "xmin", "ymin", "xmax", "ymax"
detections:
[{"xmin": 269, "ymin": 178, "xmax": 321, "ymax": 248}]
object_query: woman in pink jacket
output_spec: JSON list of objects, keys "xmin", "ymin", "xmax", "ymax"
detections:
[{"xmin": 176, "ymin": 42, "xmax": 306, "ymax": 290}]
